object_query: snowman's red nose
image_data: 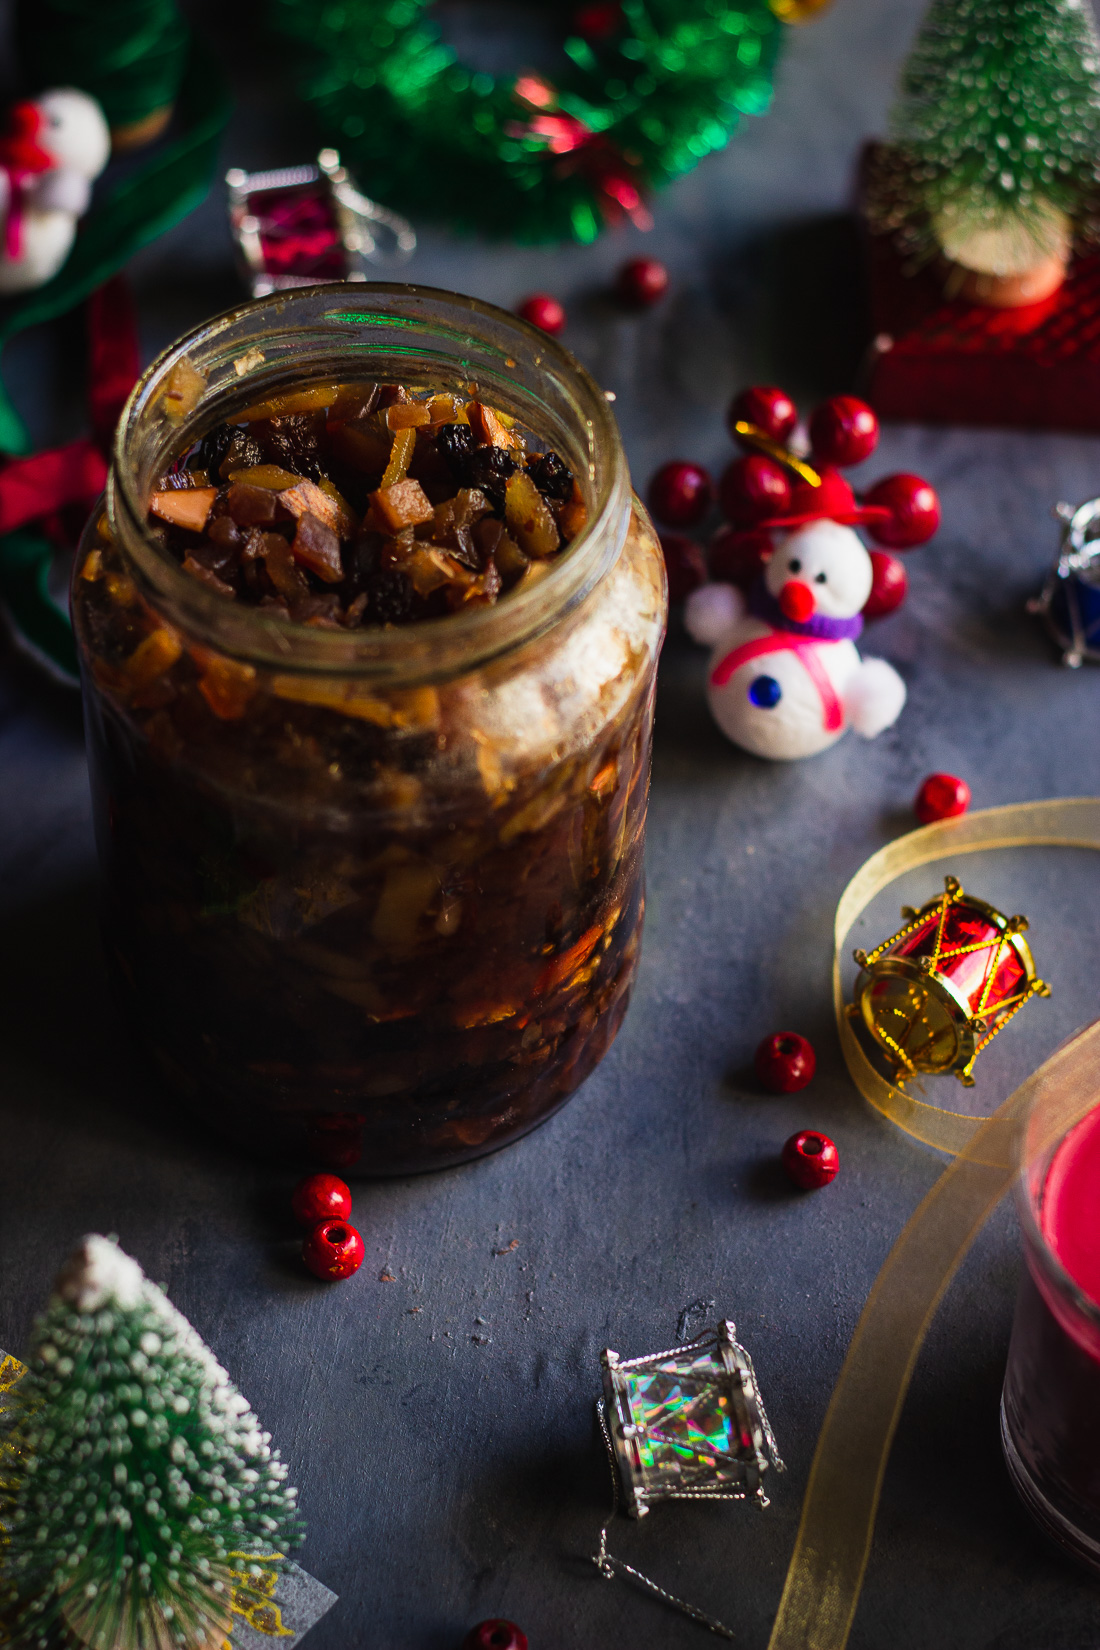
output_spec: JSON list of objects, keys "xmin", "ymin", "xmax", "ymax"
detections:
[{"xmin": 779, "ymin": 580, "xmax": 815, "ymax": 623}]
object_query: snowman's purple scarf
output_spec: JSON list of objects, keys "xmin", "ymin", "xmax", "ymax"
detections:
[{"xmin": 749, "ymin": 579, "xmax": 864, "ymax": 641}]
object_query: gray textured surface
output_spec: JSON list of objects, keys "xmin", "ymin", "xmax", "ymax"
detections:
[{"xmin": 5, "ymin": 2, "xmax": 1100, "ymax": 1645}]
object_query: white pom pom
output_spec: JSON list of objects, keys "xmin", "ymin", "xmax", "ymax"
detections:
[
  {"xmin": 684, "ymin": 581, "xmax": 744, "ymax": 646},
  {"xmin": 844, "ymin": 656, "xmax": 906, "ymax": 739}
]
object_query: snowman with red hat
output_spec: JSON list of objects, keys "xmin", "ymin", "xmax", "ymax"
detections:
[{"xmin": 684, "ymin": 388, "xmax": 940, "ymax": 762}]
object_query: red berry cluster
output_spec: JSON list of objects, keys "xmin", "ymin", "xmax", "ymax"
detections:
[
  {"xmin": 293, "ymin": 1173, "xmax": 365, "ymax": 1281},
  {"xmin": 647, "ymin": 384, "xmax": 941, "ymax": 614}
]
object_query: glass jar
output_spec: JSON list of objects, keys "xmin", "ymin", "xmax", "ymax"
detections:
[
  {"xmin": 73, "ymin": 284, "xmax": 666, "ymax": 1173},
  {"xmin": 1002, "ymin": 1092, "xmax": 1100, "ymax": 1570}
]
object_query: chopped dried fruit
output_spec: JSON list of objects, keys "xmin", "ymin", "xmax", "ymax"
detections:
[
  {"xmin": 505, "ymin": 471, "xmax": 560, "ymax": 558},
  {"xmin": 150, "ymin": 487, "xmax": 217, "ymax": 533},
  {"xmin": 146, "ymin": 382, "xmax": 584, "ymax": 630},
  {"xmin": 158, "ymin": 357, "xmax": 206, "ymax": 421},
  {"xmin": 372, "ymin": 477, "xmax": 435, "ymax": 531}
]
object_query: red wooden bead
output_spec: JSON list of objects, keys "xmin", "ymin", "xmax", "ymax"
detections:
[
  {"xmin": 862, "ymin": 472, "xmax": 940, "ymax": 548},
  {"xmin": 517, "ymin": 293, "xmax": 565, "ymax": 335},
  {"xmin": 914, "ymin": 772, "xmax": 971, "ymax": 824},
  {"xmin": 727, "ymin": 385, "xmax": 797, "ymax": 447},
  {"xmin": 648, "ymin": 460, "xmax": 714, "ymax": 528},
  {"xmin": 616, "ymin": 256, "xmax": 669, "ymax": 307},
  {"xmin": 862, "ymin": 549, "xmax": 907, "ymax": 620},
  {"xmin": 659, "ymin": 532, "xmax": 707, "ymax": 603},
  {"xmin": 709, "ymin": 525, "xmax": 773, "ymax": 589},
  {"xmin": 782, "ymin": 1130, "xmax": 839, "ymax": 1190},
  {"xmin": 461, "ymin": 1622, "xmax": 528, "ymax": 1650},
  {"xmin": 809, "ymin": 395, "xmax": 879, "ymax": 467},
  {"xmin": 719, "ymin": 453, "xmax": 791, "ymax": 527},
  {"xmin": 291, "ymin": 1172, "xmax": 352, "ymax": 1229},
  {"xmin": 755, "ymin": 1031, "xmax": 816, "ymax": 1093},
  {"xmin": 301, "ymin": 1218, "xmax": 365, "ymax": 1281}
]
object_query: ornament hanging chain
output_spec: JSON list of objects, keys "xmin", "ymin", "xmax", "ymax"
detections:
[{"xmin": 592, "ymin": 1398, "xmax": 738, "ymax": 1640}]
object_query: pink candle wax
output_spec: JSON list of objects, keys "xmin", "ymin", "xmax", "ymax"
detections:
[{"xmin": 1002, "ymin": 1104, "xmax": 1100, "ymax": 1564}]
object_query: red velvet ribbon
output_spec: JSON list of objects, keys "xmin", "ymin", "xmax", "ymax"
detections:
[{"xmin": 0, "ymin": 273, "xmax": 139, "ymax": 536}]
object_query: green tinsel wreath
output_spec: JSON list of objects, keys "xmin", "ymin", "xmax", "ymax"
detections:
[{"xmin": 272, "ymin": 0, "xmax": 784, "ymax": 243}]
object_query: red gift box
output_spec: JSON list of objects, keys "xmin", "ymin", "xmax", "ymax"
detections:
[{"xmin": 861, "ymin": 146, "xmax": 1100, "ymax": 432}]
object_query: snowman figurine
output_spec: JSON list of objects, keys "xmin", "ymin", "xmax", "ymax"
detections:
[
  {"xmin": 0, "ymin": 89, "xmax": 111, "ymax": 295},
  {"xmin": 684, "ymin": 390, "xmax": 940, "ymax": 762}
]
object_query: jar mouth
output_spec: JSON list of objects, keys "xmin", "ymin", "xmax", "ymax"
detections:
[{"xmin": 108, "ymin": 282, "xmax": 632, "ymax": 683}]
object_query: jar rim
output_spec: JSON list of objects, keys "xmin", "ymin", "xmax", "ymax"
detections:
[{"xmin": 107, "ymin": 282, "xmax": 633, "ymax": 683}]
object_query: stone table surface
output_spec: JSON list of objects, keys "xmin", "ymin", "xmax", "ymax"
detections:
[{"xmin": 4, "ymin": 2, "xmax": 1100, "ymax": 1646}]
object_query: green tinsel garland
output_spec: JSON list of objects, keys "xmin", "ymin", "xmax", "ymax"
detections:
[{"xmin": 272, "ymin": 0, "xmax": 783, "ymax": 243}]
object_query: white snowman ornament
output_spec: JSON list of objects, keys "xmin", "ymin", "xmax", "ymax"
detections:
[
  {"xmin": 682, "ymin": 391, "xmax": 940, "ymax": 762},
  {"xmin": 0, "ymin": 90, "xmax": 111, "ymax": 295},
  {"xmin": 687, "ymin": 514, "xmax": 905, "ymax": 760}
]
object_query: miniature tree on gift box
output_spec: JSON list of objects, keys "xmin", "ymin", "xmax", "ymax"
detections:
[
  {"xmin": 876, "ymin": 0, "xmax": 1100, "ymax": 304},
  {"xmin": 0, "ymin": 1235, "xmax": 300, "ymax": 1650}
]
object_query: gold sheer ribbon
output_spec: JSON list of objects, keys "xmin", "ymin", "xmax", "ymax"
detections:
[{"xmin": 769, "ymin": 800, "xmax": 1100, "ymax": 1650}]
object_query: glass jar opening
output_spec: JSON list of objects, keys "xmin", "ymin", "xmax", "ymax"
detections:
[{"xmin": 108, "ymin": 282, "xmax": 632, "ymax": 684}]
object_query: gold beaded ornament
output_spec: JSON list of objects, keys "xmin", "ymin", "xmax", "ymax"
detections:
[{"xmin": 849, "ymin": 875, "xmax": 1050, "ymax": 1087}]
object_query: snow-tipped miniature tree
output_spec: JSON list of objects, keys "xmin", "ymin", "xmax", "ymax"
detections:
[
  {"xmin": 881, "ymin": 0, "xmax": 1100, "ymax": 281},
  {"xmin": 0, "ymin": 1236, "xmax": 301, "ymax": 1650}
]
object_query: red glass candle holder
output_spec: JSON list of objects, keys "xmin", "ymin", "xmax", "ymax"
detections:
[{"xmin": 1002, "ymin": 1097, "xmax": 1100, "ymax": 1571}]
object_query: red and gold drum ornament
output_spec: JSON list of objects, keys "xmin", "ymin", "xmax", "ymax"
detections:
[{"xmin": 850, "ymin": 875, "xmax": 1049, "ymax": 1087}]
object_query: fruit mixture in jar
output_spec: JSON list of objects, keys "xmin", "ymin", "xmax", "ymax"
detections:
[
  {"xmin": 145, "ymin": 382, "xmax": 588, "ymax": 627},
  {"xmin": 74, "ymin": 368, "xmax": 665, "ymax": 1173}
]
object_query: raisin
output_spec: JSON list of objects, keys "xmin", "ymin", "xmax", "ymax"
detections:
[
  {"xmin": 460, "ymin": 446, "xmax": 517, "ymax": 512},
  {"xmin": 193, "ymin": 422, "xmax": 234, "ymax": 477},
  {"xmin": 527, "ymin": 450, "xmax": 573, "ymax": 504},
  {"xmin": 254, "ymin": 415, "xmax": 323, "ymax": 481},
  {"xmin": 368, "ymin": 567, "xmax": 419, "ymax": 625},
  {"xmin": 436, "ymin": 423, "xmax": 475, "ymax": 476},
  {"xmin": 221, "ymin": 429, "xmax": 266, "ymax": 477}
]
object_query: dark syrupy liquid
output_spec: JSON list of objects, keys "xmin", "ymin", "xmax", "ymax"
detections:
[{"xmin": 1002, "ymin": 1106, "xmax": 1100, "ymax": 1566}]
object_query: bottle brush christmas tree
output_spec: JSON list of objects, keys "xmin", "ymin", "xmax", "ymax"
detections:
[
  {"xmin": 0, "ymin": 1235, "xmax": 301, "ymax": 1650},
  {"xmin": 873, "ymin": 0, "xmax": 1100, "ymax": 304}
]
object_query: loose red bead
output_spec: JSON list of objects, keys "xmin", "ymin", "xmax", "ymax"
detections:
[
  {"xmin": 862, "ymin": 472, "xmax": 940, "ymax": 549},
  {"xmin": 755, "ymin": 1032, "xmax": 816, "ymax": 1094},
  {"xmin": 659, "ymin": 532, "xmax": 707, "ymax": 603},
  {"xmin": 809, "ymin": 396, "xmax": 879, "ymax": 468},
  {"xmin": 301, "ymin": 1218, "xmax": 365, "ymax": 1281},
  {"xmin": 727, "ymin": 385, "xmax": 797, "ymax": 448},
  {"xmin": 719, "ymin": 453, "xmax": 791, "ymax": 528},
  {"xmin": 782, "ymin": 1130, "xmax": 839, "ymax": 1190},
  {"xmin": 914, "ymin": 772, "xmax": 971, "ymax": 825},
  {"xmin": 517, "ymin": 293, "xmax": 565, "ymax": 335},
  {"xmin": 461, "ymin": 1622, "xmax": 528, "ymax": 1650},
  {"xmin": 862, "ymin": 549, "xmax": 907, "ymax": 620},
  {"xmin": 291, "ymin": 1172, "xmax": 352, "ymax": 1229},
  {"xmin": 616, "ymin": 256, "xmax": 669, "ymax": 307},
  {"xmin": 709, "ymin": 525, "xmax": 773, "ymax": 590},
  {"xmin": 648, "ymin": 460, "xmax": 713, "ymax": 528}
]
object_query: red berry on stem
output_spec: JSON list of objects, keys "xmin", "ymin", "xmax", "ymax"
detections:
[
  {"xmin": 727, "ymin": 385, "xmax": 797, "ymax": 447},
  {"xmin": 863, "ymin": 549, "xmax": 907, "ymax": 620},
  {"xmin": 782, "ymin": 1130, "xmax": 839, "ymax": 1190},
  {"xmin": 461, "ymin": 1623, "xmax": 528, "ymax": 1650},
  {"xmin": 302, "ymin": 1218, "xmax": 365, "ymax": 1281},
  {"xmin": 291, "ymin": 1172, "xmax": 352, "ymax": 1228},
  {"xmin": 709, "ymin": 525, "xmax": 773, "ymax": 589},
  {"xmin": 863, "ymin": 473, "xmax": 940, "ymax": 549},
  {"xmin": 659, "ymin": 532, "xmax": 707, "ymax": 603},
  {"xmin": 517, "ymin": 293, "xmax": 565, "ymax": 335},
  {"xmin": 914, "ymin": 772, "xmax": 971, "ymax": 825},
  {"xmin": 755, "ymin": 1032, "xmax": 816, "ymax": 1093},
  {"xmin": 648, "ymin": 460, "xmax": 713, "ymax": 528},
  {"xmin": 616, "ymin": 256, "xmax": 669, "ymax": 307},
  {"xmin": 719, "ymin": 454, "xmax": 791, "ymax": 527},
  {"xmin": 809, "ymin": 396, "xmax": 879, "ymax": 467}
]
